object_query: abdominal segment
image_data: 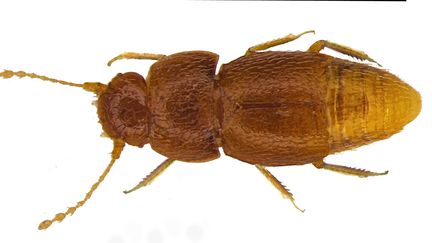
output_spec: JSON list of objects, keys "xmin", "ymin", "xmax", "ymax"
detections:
[{"xmin": 326, "ymin": 59, "xmax": 421, "ymax": 153}]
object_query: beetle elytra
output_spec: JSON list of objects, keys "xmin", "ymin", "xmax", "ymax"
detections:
[{"xmin": 0, "ymin": 30, "xmax": 421, "ymax": 230}]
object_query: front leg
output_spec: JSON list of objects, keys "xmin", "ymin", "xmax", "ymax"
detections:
[
  {"xmin": 107, "ymin": 52, "xmax": 166, "ymax": 66},
  {"xmin": 123, "ymin": 158, "xmax": 175, "ymax": 194}
]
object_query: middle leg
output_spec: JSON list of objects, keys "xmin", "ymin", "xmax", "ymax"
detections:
[
  {"xmin": 245, "ymin": 30, "xmax": 315, "ymax": 55},
  {"xmin": 255, "ymin": 164, "xmax": 304, "ymax": 212}
]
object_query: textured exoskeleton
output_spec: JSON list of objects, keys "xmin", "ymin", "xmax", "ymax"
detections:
[
  {"xmin": 102, "ymin": 50, "xmax": 419, "ymax": 167},
  {"xmin": 1, "ymin": 31, "xmax": 421, "ymax": 229}
]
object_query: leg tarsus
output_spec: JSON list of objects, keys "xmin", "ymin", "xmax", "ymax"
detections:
[
  {"xmin": 38, "ymin": 139, "xmax": 125, "ymax": 230},
  {"xmin": 107, "ymin": 52, "xmax": 166, "ymax": 66},
  {"xmin": 123, "ymin": 158, "xmax": 175, "ymax": 194},
  {"xmin": 255, "ymin": 164, "xmax": 304, "ymax": 212},
  {"xmin": 245, "ymin": 30, "xmax": 315, "ymax": 55},
  {"xmin": 308, "ymin": 40, "xmax": 381, "ymax": 66},
  {"xmin": 313, "ymin": 160, "xmax": 388, "ymax": 178}
]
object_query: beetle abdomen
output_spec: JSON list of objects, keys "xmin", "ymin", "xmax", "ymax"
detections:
[
  {"xmin": 326, "ymin": 59, "xmax": 421, "ymax": 153},
  {"xmin": 148, "ymin": 51, "xmax": 221, "ymax": 162}
]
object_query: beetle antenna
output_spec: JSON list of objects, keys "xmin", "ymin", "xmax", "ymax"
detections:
[
  {"xmin": 0, "ymin": 69, "xmax": 106, "ymax": 95},
  {"xmin": 38, "ymin": 139, "xmax": 125, "ymax": 230}
]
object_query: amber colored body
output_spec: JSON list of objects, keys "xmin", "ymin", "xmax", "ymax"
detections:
[
  {"xmin": 98, "ymin": 50, "xmax": 421, "ymax": 167},
  {"xmin": 2, "ymin": 33, "xmax": 423, "ymax": 230}
]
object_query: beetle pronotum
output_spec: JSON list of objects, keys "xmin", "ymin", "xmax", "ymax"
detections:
[{"xmin": 0, "ymin": 30, "xmax": 421, "ymax": 230}]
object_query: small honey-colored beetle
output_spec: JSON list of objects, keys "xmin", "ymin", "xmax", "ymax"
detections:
[{"xmin": 1, "ymin": 31, "xmax": 422, "ymax": 230}]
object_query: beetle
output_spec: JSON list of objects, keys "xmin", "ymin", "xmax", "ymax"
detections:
[{"xmin": 0, "ymin": 30, "xmax": 422, "ymax": 230}]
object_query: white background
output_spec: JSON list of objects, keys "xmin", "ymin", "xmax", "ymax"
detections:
[{"xmin": 0, "ymin": 1, "xmax": 431, "ymax": 243}]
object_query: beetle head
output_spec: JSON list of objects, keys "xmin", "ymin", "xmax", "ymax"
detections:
[{"xmin": 97, "ymin": 72, "xmax": 150, "ymax": 147}]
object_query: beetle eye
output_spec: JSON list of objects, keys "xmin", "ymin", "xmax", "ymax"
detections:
[{"xmin": 97, "ymin": 72, "xmax": 150, "ymax": 147}]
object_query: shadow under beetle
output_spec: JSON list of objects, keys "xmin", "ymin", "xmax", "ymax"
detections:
[{"xmin": 0, "ymin": 30, "xmax": 422, "ymax": 230}]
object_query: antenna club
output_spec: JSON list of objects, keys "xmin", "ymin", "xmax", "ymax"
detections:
[
  {"xmin": 38, "ymin": 220, "xmax": 53, "ymax": 230},
  {"xmin": 0, "ymin": 70, "xmax": 15, "ymax": 78},
  {"xmin": 1, "ymin": 69, "xmax": 90, "ymax": 89}
]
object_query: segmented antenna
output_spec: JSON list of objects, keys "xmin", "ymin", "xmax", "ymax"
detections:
[
  {"xmin": 1, "ymin": 69, "xmax": 106, "ymax": 95},
  {"xmin": 38, "ymin": 139, "xmax": 125, "ymax": 230},
  {"xmin": 1, "ymin": 68, "xmax": 122, "ymax": 230}
]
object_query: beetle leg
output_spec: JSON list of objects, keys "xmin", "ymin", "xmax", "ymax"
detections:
[
  {"xmin": 107, "ymin": 52, "xmax": 166, "ymax": 66},
  {"xmin": 38, "ymin": 139, "xmax": 125, "ymax": 230},
  {"xmin": 313, "ymin": 160, "xmax": 388, "ymax": 178},
  {"xmin": 245, "ymin": 30, "xmax": 315, "ymax": 56},
  {"xmin": 255, "ymin": 164, "xmax": 305, "ymax": 212},
  {"xmin": 308, "ymin": 40, "xmax": 381, "ymax": 66},
  {"xmin": 123, "ymin": 158, "xmax": 175, "ymax": 194}
]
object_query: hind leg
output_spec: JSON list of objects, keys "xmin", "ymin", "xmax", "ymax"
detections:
[
  {"xmin": 313, "ymin": 160, "xmax": 388, "ymax": 178},
  {"xmin": 308, "ymin": 40, "xmax": 381, "ymax": 66}
]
